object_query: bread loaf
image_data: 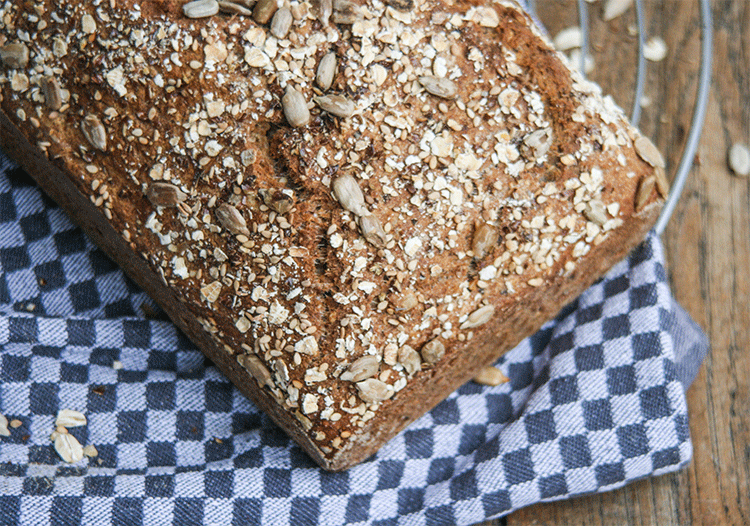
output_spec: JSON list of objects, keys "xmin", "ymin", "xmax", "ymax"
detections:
[{"xmin": 0, "ymin": 0, "xmax": 666, "ymax": 470}]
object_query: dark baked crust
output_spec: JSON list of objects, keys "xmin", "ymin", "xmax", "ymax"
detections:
[{"xmin": 0, "ymin": 0, "xmax": 664, "ymax": 470}]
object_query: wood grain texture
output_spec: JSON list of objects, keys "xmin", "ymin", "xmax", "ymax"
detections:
[{"xmin": 478, "ymin": 1, "xmax": 750, "ymax": 525}]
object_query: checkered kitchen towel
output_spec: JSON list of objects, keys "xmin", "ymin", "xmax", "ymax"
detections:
[{"xmin": 0, "ymin": 151, "xmax": 708, "ymax": 526}]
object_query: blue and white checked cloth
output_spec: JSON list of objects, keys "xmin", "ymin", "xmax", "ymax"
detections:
[{"xmin": 0, "ymin": 151, "xmax": 708, "ymax": 525}]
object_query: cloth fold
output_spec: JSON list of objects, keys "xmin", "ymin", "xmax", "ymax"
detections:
[{"xmin": 0, "ymin": 154, "xmax": 708, "ymax": 526}]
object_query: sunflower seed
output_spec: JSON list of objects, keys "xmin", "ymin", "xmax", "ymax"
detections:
[
  {"xmin": 603, "ymin": 0, "xmax": 632, "ymax": 21},
  {"xmin": 460, "ymin": 305, "xmax": 495, "ymax": 329},
  {"xmin": 634, "ymin": 136, "xmax": 665, "ymax": 168},
  {"xmin": 216, "ymin": 203, "xmax": 250, "ymax": 235},
  {"xmin": 356, "ymin": 378, "xmax": 393, "ymax": 403},
  {"xmin": 54, "ymin": 433, "xmax": 84, "ymax": 463},
  {"xmin": 472, "ymin": 223, "xmax": 498, "ymax": 259},
  {"xmin": 584, "ymin": 199, "xmax": 608, "ymax": 226},
  {"xmin": 419, "ymin": 75, "xmax": 457, "ymax": 99},
  {"xmin": 270, "ymin": 7, "xmax": 293, "ymax": 38},
  {"xmin": 0, "ymin": 414, "xmax": 9, "ymax": 437},
  {"xmin": 358, "ymin": 214, "xmax": 387, "ymax": 248},
  {"xmin": 183, "ymin": 0, "xmax": 220, "ymax": 18},
  {"xmin": 218, "ymin": 0, "xmax": 254, "ymax": 15},
  {"xmin": 316, "ymin": 53, "xmax": 336, "ymax": 91},
  {"xmin": 473, "ymin": 366, "xmax": 509, "ymax": 386},
  {"xmin": 398, "ymin": 345, "xmax": 421, "ymax": 375},
  {"xmin": 654, "ymin": 167, "xmax": 670, "ymax": 198},
  {"xmin": 41, "ymin": 76, "xmax": 62, "ymax": 111},
  {"xmin": 420, "ymin": 339, "xmax": 445, "ymax": 365},
  {"xmin": 282, "ymin": 86, "xmax": 310, "ymax": 127},
  {"xmin": 315, "ymin": 94, "xmax": 355, "ymax": 118},
  {"xmin": 728, "ymin": 143, "xmax": 750, "ymax": 177},
  {"xmin": 332, "ymin": 0, "xmax": 360, "ymax": 24},
  {"xmin": 81, "ymin": 114, "xmax": 107, "ymax": 151},
  {"xmin": 253, "ymin": 0, "xmax": 279, "ymax": 24},
  {"xmin": 313, "ymin": 0, "xmax": 332, "ymax": 25},
  {"xmin": 259, "ymin": 188, "xmax": 295, "ymax": 214},
  {"xmin": 55, "ymin": 409, "xmax": 86, "ymax": 428},
  {"xmin": 396, "ymin": 292, "xmax": 418, "ymax": 311},
  {"xmin": 239, "ymin": 355, "xmax": 274, "ymax": 388},
  {"xmin": 146, "ymin": 182, "xmax": 187, "ymax": 207},
  {"xmin": 385, "ymin": 0, "xmax": 413, "ymax": 10},
  {"xmin": 332, "ymin": 175, "xmax": 369, "ymax": 217},
  {"xmin": 340, "ymin": 355, "xmax": 380, "ymax": 382},
  {"xmin": 200, "ymin": 281, "xmax": 222, "ymax": 303},
  {"xmin": 0, "ymin": 43, "xmax": 29, "ymax": 69},
  {"xmin": 635, "ymin": 175, "xmax": 656, "ymax": 211}
]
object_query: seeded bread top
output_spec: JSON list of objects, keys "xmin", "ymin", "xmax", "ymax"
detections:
[{"xmin": 0, "ymin": 0, "xmax": 665, "ymax": 466}]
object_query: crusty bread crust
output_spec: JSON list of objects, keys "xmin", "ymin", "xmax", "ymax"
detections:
[{"xmin": 0, "ymin": 0, "xmax": 664, "ymax": 470}]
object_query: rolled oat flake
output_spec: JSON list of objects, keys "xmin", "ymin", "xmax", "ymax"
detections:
[
  {"xmin": 729, "ymin": 143, "xmax": 750, "ymax": 177},
  {"xmin": 603, "ymin": 0, "xmax": 633, "ymax": 21},
  {"xmin": 54, "ymin": 433, "xmax": 84, "ymax": 463}
]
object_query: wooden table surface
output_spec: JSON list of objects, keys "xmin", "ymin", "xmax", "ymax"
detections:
[{"xmin": 484, "ymin": 1, "xmax": 749, "ymax": 524}]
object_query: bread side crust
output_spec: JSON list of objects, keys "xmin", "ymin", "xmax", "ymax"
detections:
[{"xmin": 0, "ymin": 110, "xmax": 334, "ymax": 467}]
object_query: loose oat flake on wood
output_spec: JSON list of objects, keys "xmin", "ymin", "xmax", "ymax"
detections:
[
  {"xmin": 603, "ymin": 0, "xmax": 633, "ymax": 21},
  {"xmin": 644, "ymin": 37, "xmax": 668, "ymax": 62},
  {"xmin": 729, "ymin": 143, "xmax": 750, "ymax": 177}
]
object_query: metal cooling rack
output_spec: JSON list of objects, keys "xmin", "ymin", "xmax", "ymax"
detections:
[{"xmin": 527, "ymin": 0, "xmax": 713, "ymax": 234}]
